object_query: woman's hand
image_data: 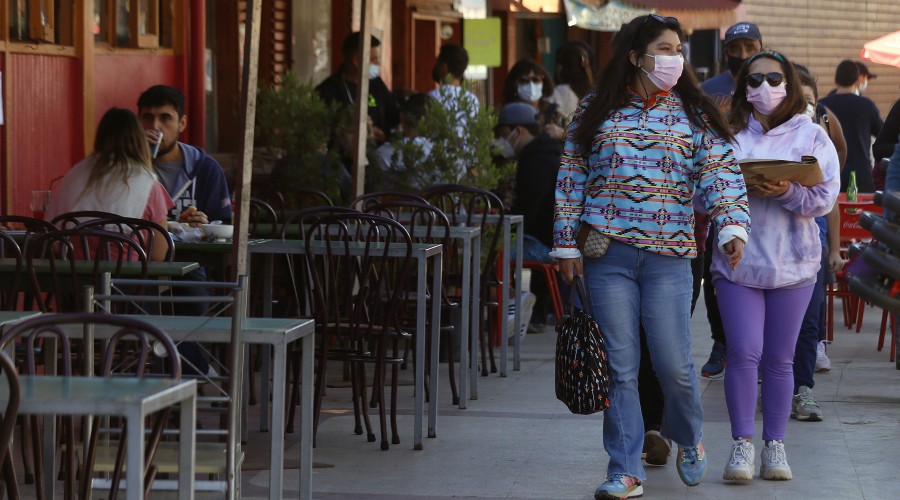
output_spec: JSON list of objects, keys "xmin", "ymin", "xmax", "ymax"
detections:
[
  {"xmin": 828, "ymin": 250, "xmax": 844, "ymax": 272},
  {"xmin": 722, "ymin": 238, "xmax": 745, "ymax": 270},
  {"xmin": 748, "ymin": 180, "xmax": 789, "ymax": 198},
  {"xmin": 557, "ymin": 258, "xmax": 583, "ymax": 284}
]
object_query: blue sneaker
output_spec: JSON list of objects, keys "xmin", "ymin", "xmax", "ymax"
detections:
[
  {"xmin": 676, "ymin": 442, "xmax": 708, "ymax": 487},
  {"xmin": 594, "ymin": 474, "xmax": 643, "ymax": 499},
  {"xmin": 701, "ymin": 341, "xmax": 726, "ymax": 379}
]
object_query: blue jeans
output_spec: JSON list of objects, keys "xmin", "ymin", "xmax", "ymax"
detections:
[
  {"xmin": 583, "ymin": 241, "xmax": 702, "ymax": 480},
  {"xmin": 794, "ymin": 246, "xmax": 826, "ymax": 392}
]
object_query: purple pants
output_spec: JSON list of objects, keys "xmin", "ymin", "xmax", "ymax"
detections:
[{"xmin": 715, "ymin": 279, "xmax": 814, "ymax": 441}]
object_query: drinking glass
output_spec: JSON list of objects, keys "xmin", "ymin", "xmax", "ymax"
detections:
[{"xmin": 31, "ymin": 190, "xmax": 51, "ymax": 220}]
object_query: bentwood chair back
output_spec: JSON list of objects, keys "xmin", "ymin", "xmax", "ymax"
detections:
[
  {"xmin": 73, "ymin": 215, "xmax": 175, "ymax": 262},
  {"xmin": 25, "ymin": 228, "xmax": 149, "ymax": 314},
  {"xmin": 421, "ymin": 184, "xmax": 505, "ymax": 375},
  {"xmin": 349, "ymin": 191, "xmax": 428, "ymax": 212}
]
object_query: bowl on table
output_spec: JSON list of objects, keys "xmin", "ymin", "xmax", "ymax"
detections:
[{"xmin": 201, "ymin": 223, "xmax": 234, "ymax": 241}]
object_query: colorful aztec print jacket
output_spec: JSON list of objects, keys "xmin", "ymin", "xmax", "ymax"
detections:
[{"xmin": 551, "ymin": 89, "xmax": 750, "ymax": 259}]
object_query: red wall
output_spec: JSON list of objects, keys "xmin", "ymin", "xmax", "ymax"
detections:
[
  {"xmin": 4, "ymin": 54, "xmax": 80, "ymax": 217},
  {"xmin": 93, "ymin": 54, "xmax": 184, "ymax": 138}
]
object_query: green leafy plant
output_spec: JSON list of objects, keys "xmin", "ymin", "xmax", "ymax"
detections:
[
  {"xmin": 385, "ymin": 82, "xmax": 515, "ymax": 193},
  {"xmin": 255, "ymin": 72, "xmax": 351, "ymax": 203}
]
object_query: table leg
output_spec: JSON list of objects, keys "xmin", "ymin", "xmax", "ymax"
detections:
[
  {"xmin": 514, "ymin": 220, "xmax": 524, "ymax": 371},
  {"xmin": 428, "ymin": 252, "xmax": 442, "ymax": 438},
  {"xmin": 42, "ymin": 415, "xmax": 55, "ymax": 500},
  {"xmin": 269, "ymin": 342, "xmax": 286, "ymax": 498},
  {"xmin": 125, "ymin": 409, "xmax": 146, "ymax": 500},
  {"xmin": 414, "ymin": 255, "xmax": 426, "ymax": 449},
  {"xmin": 500, "ymin": 220, "xmax": 511, "ymax": 377},
  {"xmin": 470, "ymin": 239, "xmax": 481, "ymax": 399},
  {"xmin": 178, "ymin": 390, "xmax": 196, "ymax": 500},
  {"xmin": 260, "ymin": 255, "xmax": 274, "ymax": 432},
  {"xmin": 300, "ymin": 333, "xmax": 314, "ymax": 500},
  {"xmin": 458, "ymin": 237, "xmax": 471, "ymax": 409}
]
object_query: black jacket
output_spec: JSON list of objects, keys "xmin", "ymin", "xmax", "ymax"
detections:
[
  {"xmin": 511, "ymin": 133, "xmax": 563, "ymax": 249},
  {"xmin": 315, "ymin": 68, "xmax": 400, "ymax": 135}
]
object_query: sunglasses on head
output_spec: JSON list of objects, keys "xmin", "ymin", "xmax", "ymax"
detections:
[
  {"xmin": 747, "ymin": 72, "xmax": 784, "ymax": 88},
  {"xmin": 642, "ymin": 13, "xmax": 679, "ymax": 27}
]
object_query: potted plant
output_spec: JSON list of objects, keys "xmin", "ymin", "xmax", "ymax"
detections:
[{"xmin": 254, "ymin": 72, "xmax": 352, "ymax": 205}]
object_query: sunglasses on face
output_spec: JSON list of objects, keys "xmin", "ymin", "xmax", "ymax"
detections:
[{"xmin": 747, "ymin": 72, "xmax": 784, "ymax": 88}]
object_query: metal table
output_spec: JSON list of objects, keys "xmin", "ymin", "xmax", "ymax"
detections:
[
  {"xmin": 486, "ymin": 214, "xmax": 524, "ymax": 375},
  {"xmin": 67, "ymin": 314, "xmax": 315, "ymax": 500},
  {"xmin": 0, "ymin": 376, "xmax": 197, "ymax": 500}
]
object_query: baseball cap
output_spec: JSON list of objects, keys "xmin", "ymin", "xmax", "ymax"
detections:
[
  {"xmin": 855, "ymin": 61, "xmax": 877, "ymax": 80},
  {"xmin": 498, "ymin": 103, "xmax": 538, "ymax": 127},
  {"xmin": 724, "ymin": 22, "xmax": 762, "ymax": 46}
]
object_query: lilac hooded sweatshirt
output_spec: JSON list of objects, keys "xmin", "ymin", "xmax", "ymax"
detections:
[{"xmin": 712, "ymin": 114, "xmax": 840, "ymax": 289}]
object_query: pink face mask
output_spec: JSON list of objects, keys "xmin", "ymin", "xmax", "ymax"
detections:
[
  {"xmin": 642, "ymin": 54, "xmax": 684, "ymax": 91},
  {"xmin": 746, "ymin": 82, "xmax": 787, "ymax": 115}
]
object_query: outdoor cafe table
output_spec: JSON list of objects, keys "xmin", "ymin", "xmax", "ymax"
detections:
[
  {"xmin": 64, "ymin": 313, "xmax": 315, "ymax": 500},
  {"xmin": 0, "ymin": 375, "xmax": 197, "ymax": 500},
  {"xmin": 247, "ymin": 238, "xmax": 443, "ymax": 450},
  {"xmin": 0, "ymin": 258, "xmax": 199, "ymax": 279}
]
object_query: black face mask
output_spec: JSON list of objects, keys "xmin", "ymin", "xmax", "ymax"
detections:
[
  {"xmin": 432, "ymin": 65, "xmax": 442, "ymax": 84},
  {"xmin": 727, "ymin": 55, "xmax": 747, "ymax": 75}
]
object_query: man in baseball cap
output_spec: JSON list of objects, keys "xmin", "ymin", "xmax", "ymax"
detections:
[
  {"xmin": 701, "ymin": 22, "xmax": 763, "ymax": 103},
  {"xmin": 855, "ymin": 61, "xmax": 877, "ymax": 95}
]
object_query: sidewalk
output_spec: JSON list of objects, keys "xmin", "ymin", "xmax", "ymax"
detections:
[{"xmin": 241, "ymin": 297, "xmax": 900, "ymax": 499}]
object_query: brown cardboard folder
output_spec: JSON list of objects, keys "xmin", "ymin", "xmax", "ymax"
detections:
[{"xmin": 738, "ymin": 156, "xmax": 823, "ymax": 187}]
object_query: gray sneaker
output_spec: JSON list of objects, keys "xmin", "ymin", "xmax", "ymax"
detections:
[{"xmin": 791, "ymin": 386, "xmax": 823, "ymax": 421}]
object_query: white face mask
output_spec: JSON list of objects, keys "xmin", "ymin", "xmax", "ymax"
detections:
[
  {"xmin": 857, "ymin": 80, "xmax": 868, "ymax": 94},
  {"xmin": 517, "ymin": 82, "xmax": 543, "ymax": 102},
  {"xmin": 804, "ymin": 103, "xmax": 816, "ymax": 119},
  {"xmin": 368, "ymin": 63, "xmax": 381, "ymax": 80},
  {"xmin": 641, "ymin": 54, "xmax": 684, "ymax": 91},
  {"xmin": 746, "ymin": 81, "xmax": 787, "ymax": 115}
]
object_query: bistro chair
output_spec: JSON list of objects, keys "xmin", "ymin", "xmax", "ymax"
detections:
[
  {"xmin": 73, "ymin": 215, "xmax": 175, "ymax": 262},
  {"xmin": 0, "ymin": 350, "xmax": 20, "ymax": 499},
  {"xmin": 0, "ymin": 231, "xmax": 23, "ymax": 311},
  {"xmin": 304, "ymin": 213, "xmax": 414, "ymax": 450},
  {"xmin": 248, "ymin": 197, "xmax": 280, "ymax": 239},
  {"xmin": 25, "ymin": 228, "xmax": 149, "ymax": 314},
  {"xmin": 0, "ymin": 216, "xmax": 57, "ymax": 256},
  {"xmin": 281, "ymin": 206, "xmax": 360, "ymax": 433},
  {"xmin": 0, "ymin": 315, "xmax": 80, "ymax": 500},
  {"xmin": 421, "ymin": 184, "xmax": 505, "ymax": 376},
  {"xmin": 365, "ymin": 200, "xmax": 460, "ymax": 405}
]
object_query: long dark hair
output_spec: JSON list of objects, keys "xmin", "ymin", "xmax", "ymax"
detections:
[
  {"xmin": 574, "ymin": 15, "xmax": 732, "ymax": 153},
  {"xmin": 503, "ymin": 58, "xmax": 555, "ymax": 103},
  {"xmin": 556, "ymin": 41, "xmax": 594, "ymax": 98},
  {"xmin": 728, "ymin": 50, "xmax": 806, "ymax": 133}
]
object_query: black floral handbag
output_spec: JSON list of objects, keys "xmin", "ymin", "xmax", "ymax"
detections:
[{"xmin": 554, "ymin": 275, "xmax": 611, "ymax": 415}]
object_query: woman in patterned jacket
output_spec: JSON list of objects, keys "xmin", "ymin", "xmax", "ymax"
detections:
[{"xmin": 551, "ymin": 15, "xmax": 751, "ymax": 499}]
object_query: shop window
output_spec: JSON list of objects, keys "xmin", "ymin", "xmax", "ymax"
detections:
[
  {"xmin": 94, "ymin": 0, "xmax": 174, "ymax": 49},
  {"xmin": 8, "ymin": 0, "xmax": 74, "ymax": 45}
]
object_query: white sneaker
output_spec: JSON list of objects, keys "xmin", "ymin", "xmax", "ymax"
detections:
[
  {"xmin": 760, "ymin": 440, "xmax": 793, "ymax": 480},
  {"xmin": 815, "ymin": 341, "xmax": 831, "ymax": 372},
  {"xmin": 723, "ymin": 438, "xmax": 755, "ymax": 481},
  {"xmin": 507, "ymin": 291, "xmax": 535, "ymax": 343}
]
